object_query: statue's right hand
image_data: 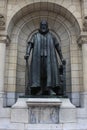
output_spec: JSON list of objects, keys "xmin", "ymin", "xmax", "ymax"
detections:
[
  {"xmin": 62, "ymin": 59, "xmax": 66, "ymax": 65},
  {"xmin": 24, "ymin": 55, "xmax": 29, "ymax": 60}
]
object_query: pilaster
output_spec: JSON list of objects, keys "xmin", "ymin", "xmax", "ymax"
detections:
[
  {"xmin": 0, "ymin": 35, "xmax": 10, "ymax": 107},
  {"xmin": 77, "ymin": 33, "xmax": 87, "ymax": 107}
]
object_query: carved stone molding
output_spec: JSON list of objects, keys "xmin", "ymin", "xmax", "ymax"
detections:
[
  {"xmin": 0, "ymin": 14, "xmax": 5, "ymax": 30},
  {"xmin": 83, "ymin": 16, "xmax": 87, "ymax": 31},
  {"xmin": 0, "ymin": 35, "xmax": 10, "ymax": 45},
  {"xmin": 77, "ymin": 33, "xmax": 87, "ymax": 45}
]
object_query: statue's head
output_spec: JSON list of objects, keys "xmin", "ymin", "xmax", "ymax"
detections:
[{"xmin": 39, "ymin": 20, "xmax": 49, "ymax": 34}]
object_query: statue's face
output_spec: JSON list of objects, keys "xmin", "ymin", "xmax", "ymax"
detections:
[{"xmin": 40, "ymin": 20, "xmax": 48, "ymax": 33}]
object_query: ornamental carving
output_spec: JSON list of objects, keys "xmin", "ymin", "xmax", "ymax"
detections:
[
  {"xmin": 0, "ymin": 14, "xmax": 5, "ymax": 30},
  {"xmin": 83, "ymin": 16, "xmax": 87, "ymax": 31},
  {"xmin": 77, "ymin": 34, "xmax": 87, "ymax": 45},
  {"xmin": 0, "ymin": 35, "xmax": 10, "ymax": 45}
]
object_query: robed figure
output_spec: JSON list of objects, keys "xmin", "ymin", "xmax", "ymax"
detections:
[{"xmin": 24, "ymin": 20, "xmax": 65, "ymax": 96}]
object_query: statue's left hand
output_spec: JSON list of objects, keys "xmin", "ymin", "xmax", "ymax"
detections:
[{"xmin": 24, "ymin": 55, "xmax": 29, "ymax": 60}]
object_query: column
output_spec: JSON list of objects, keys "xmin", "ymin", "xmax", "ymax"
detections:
[
  {"xmin": 0, "ymin": 35, "xmax": 9, "ymax": 107},
  {"xmin": 78, "ymin": 33, "xmax": 87, "ymax": 107}
]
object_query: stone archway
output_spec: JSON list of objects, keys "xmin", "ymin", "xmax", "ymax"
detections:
[{"xmin": 5, "ymin": 2, "xmax": 81, "ymax": 107}]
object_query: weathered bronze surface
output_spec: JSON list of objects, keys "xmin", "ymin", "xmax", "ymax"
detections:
[{"xmin": 24, "ymin": 20, "xmax": 66, "ymax": 96}]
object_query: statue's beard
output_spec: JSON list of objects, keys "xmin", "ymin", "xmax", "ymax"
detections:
[
  {"xmin": 41, "ymin": 28, "xmax": 47, "ymax": 32},
  {"xmin": 39, "ymin": 28, "xmax": 49, "ymax": 34}
]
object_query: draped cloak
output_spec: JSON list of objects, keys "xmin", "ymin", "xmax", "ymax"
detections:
[{"xmin": 27, "ymin": 32, "xmax": 60, "ymax": 88}]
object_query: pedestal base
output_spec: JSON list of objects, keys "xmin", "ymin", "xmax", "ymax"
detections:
[{"xmin": 11, "ymin": 98, "xmax": 76, "ymax": 124}]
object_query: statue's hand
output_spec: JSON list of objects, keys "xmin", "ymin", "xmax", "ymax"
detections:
[
  {"xmin": 62, "ymin": 59, "xmax": 66, "ymax": 65},
  {"xmin": 24, "ymin": 55, "xmax": 29, "ymax": 60}
]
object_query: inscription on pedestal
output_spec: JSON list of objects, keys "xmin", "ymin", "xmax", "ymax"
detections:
[
  {"xmin": 29, "ymin": 107, "xmax": 59, "ymax": 124},
  {"xmin": 11, "ymin": 98, "xmax": 76, "ymax": 124}
]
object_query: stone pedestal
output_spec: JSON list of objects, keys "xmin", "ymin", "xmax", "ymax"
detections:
[
  {"xmin": 27, "ymin": 98, "xmax": 62, "ymax": 124},
  {"xmin": 59, "ymin": 98, "xmax": 76, "ymax": 123},
  {"xmin": 11, "ymin": 98, "xmax": 28, "ymax": 123},
  {"xmin": 11, "ymin": 98, "xmax": 76, "ymax": 124}
]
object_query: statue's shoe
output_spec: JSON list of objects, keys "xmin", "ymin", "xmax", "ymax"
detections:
[
  {"xmin": 49, "ymin": 89, "xmax": 56, "ymax": 95},
  {"xmin": 37, "ymin": 90, "xmax": 43, "ymax": 95}
]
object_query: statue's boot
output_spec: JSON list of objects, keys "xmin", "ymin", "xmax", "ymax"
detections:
[
  {"xmin": 37, "ymin": 89, "xmax": 43, "ymax": 95},
  {"xmin": 49, "ymin": 89, "xmax": 56, "ymax": 95},
  {"xmin": 37, "ymin": 88, "xmax": 56, "ymax": 96}
]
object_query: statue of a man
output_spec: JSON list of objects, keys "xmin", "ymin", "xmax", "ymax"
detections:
[{"xmin": 24, "ymin": 20, "xmax": 64, "ymax": 95}]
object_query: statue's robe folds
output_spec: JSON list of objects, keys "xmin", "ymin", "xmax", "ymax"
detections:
[{"xmin": 28, "ymin": 32, "xmax": 60, "ymax": 88}]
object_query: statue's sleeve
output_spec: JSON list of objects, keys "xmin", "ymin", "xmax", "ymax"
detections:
[
  {"xmin": 54, "ymin": 37, "xmax": 63, "ymax": 61},
  {"xmin": 26, "ymin": 36, "xmax": 34, "ymax": 56},
  {"xmin": 26, "ymin": 43, "xmax": 31, "ymax": 56},
  {"xmin": 24, "ymin": 36, "xmax": 34, "ymax": 60}
]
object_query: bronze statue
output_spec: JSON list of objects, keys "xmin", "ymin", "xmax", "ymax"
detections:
[{"xmin": 24, "ymin": 20, "xmax": 66, "ymax": 96}]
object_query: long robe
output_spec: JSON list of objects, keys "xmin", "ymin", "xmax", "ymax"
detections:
[{"xmin": 27, "ymin": 32, "xmax": 60, "ymax": 88}]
